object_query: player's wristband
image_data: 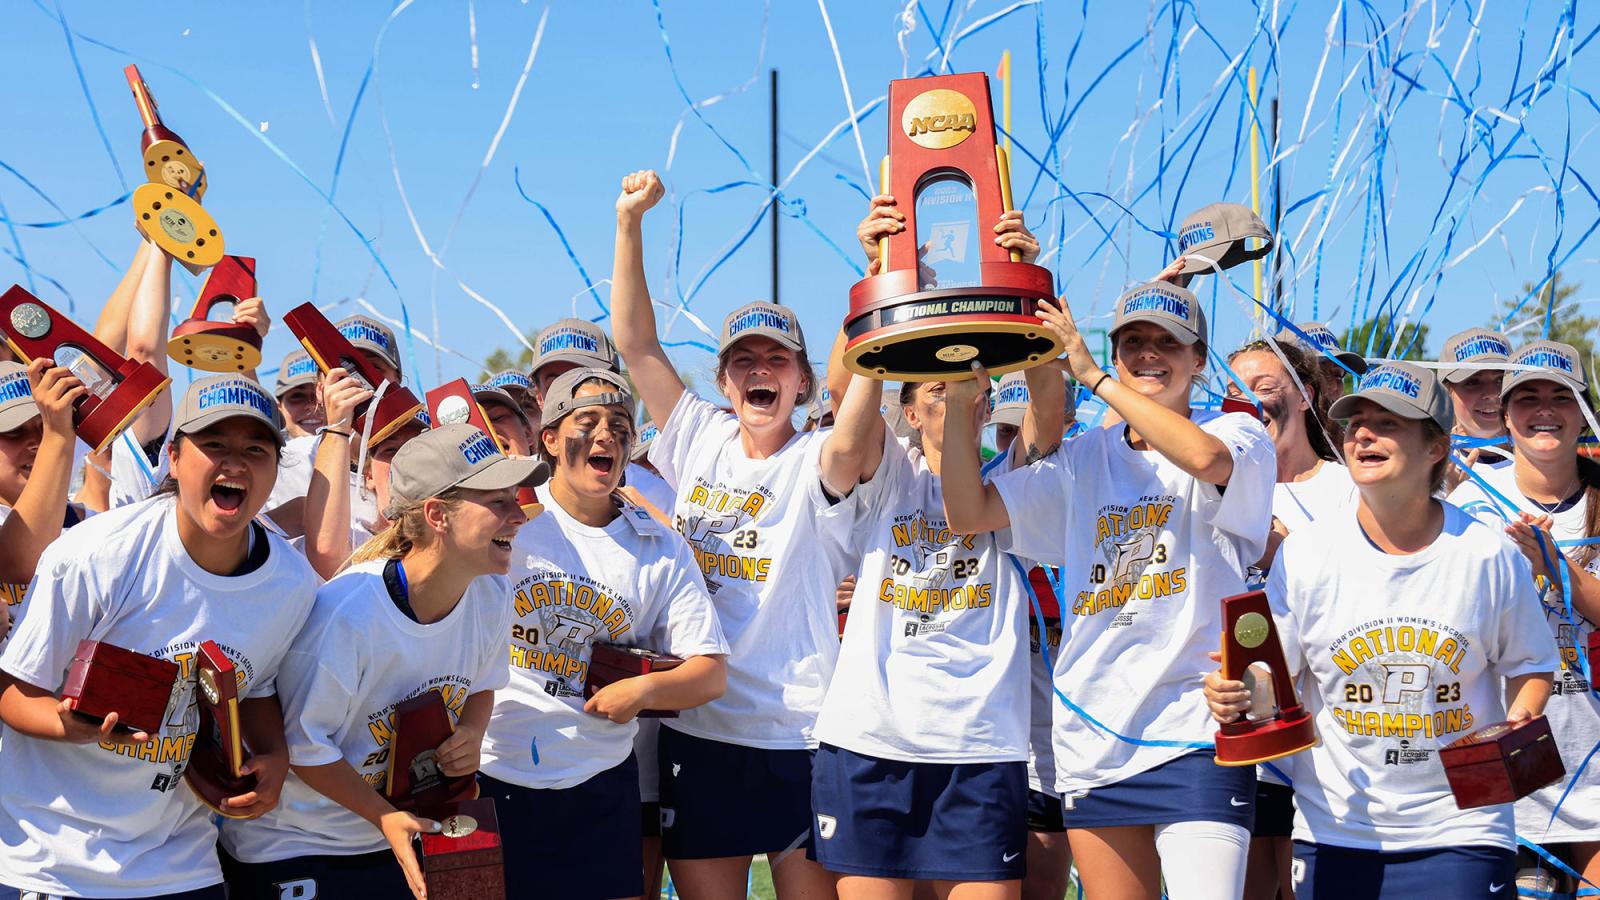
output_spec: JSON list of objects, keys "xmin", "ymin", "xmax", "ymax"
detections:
[
  {"xmin": 318, "ymin": 426, "xmax": 354, "ymax": 439},
  {"xmin": 1090, "ymin": 371, "xmax": 1113, "ymax": 396}
]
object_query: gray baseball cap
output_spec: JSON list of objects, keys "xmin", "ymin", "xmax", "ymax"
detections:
[
  {"xmin": 273, "ymin": 351, "xmax": 320, "ymax": 398},
  {"xmin": 532, "ymin": 318, "xmax": 619, "ymax": 375},
  {"xmin": 470, "ymin": 383, "xmax": 531, "ymax": 430},
  {"xmin": 1290, "ymin": 322, "xmax": 1368, "ymax": 375},
  {"xmin": 1329, "ymin": 360, "xmax": 1453, "ymax": 432},
  {"xmin": 1438, "ymin": 328, "xmax": 1512, "ymax": 384},
  {"xmin": 1111, "ymin": 282, "xmax": 1208, "ymax": 345},
  {"xmin": 0, "ymin": 362, "xmax": 39, "ymax": 432},
  {"xmin": 540, "ymin": 368, "xmax": 635, "ymax": 429},
  {"xmin": 1176, "ymin": 203, "xmax": 1273, "ymax": 275},
  {"xmin": 631, "ymin": 421, "xmax": 658, "ymax": 462},
  {"xmin": 718, "ymin": 301, "xmax": 806, "ymax": 356},
  {"xmin": 990, "ymin": 370, "xmax": 1076, "ymax": 428},
  {"xmin": 174, "ymin": 374, "xmax": 286, "ymax": 447},
  {"xmin": 486, "ymin": 370, "xmax": 534, "ymax": 398},
  {"xmin": 334, "ymin": 315, "xmax": 403, "ymax": 376},
  {"xmin": 1501, "ymin": 340, "xmax": 1588, "ymax": 399},
  {"xmin": 385, "ymin": 423, "xmax": 549, "ymax": 516}
]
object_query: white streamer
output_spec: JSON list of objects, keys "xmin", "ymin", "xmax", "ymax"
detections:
[{"xmin": 814, "ymin": 0, "xmax": 874, "ymax": 191}]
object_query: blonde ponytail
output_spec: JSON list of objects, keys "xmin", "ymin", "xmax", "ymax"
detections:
[{"xmin": 341, "ymin": 490, "xmax": 464, "ymax": 572}]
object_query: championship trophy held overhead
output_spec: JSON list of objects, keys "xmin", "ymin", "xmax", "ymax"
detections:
[{"xmin": 844, "ymin": 72, "xmax": 1061, "ymax": 382}]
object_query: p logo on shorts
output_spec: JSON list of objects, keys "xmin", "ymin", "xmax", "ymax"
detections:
[
  {"xmin": 276, "ymin": 879, "xmax": 318, "ymax": 900},
  {"xmin": 660, "ymin": 806, "xmax": 677, "ymax": 829},
  {"xmin": 1291, "ymin": 858, "xmax": 1306, "ymax": 886},
  {"xmin": 816, "ymin": 813, "xmax": 837, "ymax": 839}
]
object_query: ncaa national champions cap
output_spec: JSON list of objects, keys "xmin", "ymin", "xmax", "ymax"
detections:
[
  {"xmin": 632, "ymin": 421, "xmax": 658, "ymax": 462},
  {"xmin": 486, "ymin": 370, "xmax": 535, "ymax": 398},
  {"xmin": 531, "ymin": 319, "xmax": 620, "ymax": 375},
  {"xmin": 1290, "ymin": 322, "xmax": 1369, "ymax": 375},
  {"xmin": 540, "ymin": 367, "xmax": 636, "ymax": 428},
  {"xmin": 470, "ymin": 383, "xmax": 531, "ymax": 429},
  {"xmin": 1176, "ymin": 203, "xmax": 1274, "ymax": 275},
  {"xmin": 1111, "ymin": 282, "xmax": 1208, "ymax": 346},
  {"xmin": 385, "ymin": 423, "xmax": 549, "ymax": 517},
  {"xmin": 718, "ymin": 301, "xmax": 807, "ymax": 356},
  {"xmin": 173, "ymin": 374, "xmax": 286, "ymax": 447},
  {"xmin": 1438, "ymin": 328, "xmax": 1513, "ymax": 384},
  {"xmin": 989, "ymin": 370, "xmax": 1077, "ymax": 429},
  {"xmin": 273, "ymin": 350, "xmax": 320, "ymax": 398},
  {"xmin": 1501, "ymin": 340, "xmax": 1588, "ymax": 399},
  {"xmin": 334, "ymin": 315, "xmax": 403, "ymax": 376},
  {"xmin": 1329, "ymin": 360, "xmax": 1453, "ymax": 432},
  {"xmin": 0, "ymin": 362, "xmax": 39, "ymax": 432}
]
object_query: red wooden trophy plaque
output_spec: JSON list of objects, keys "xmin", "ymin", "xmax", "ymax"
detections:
[
  {"xmin": 185, "ymin": 640, "xmax": 258, "ymax": 818},
  {"xmin": 414, "ymin": 798, "xmax": 506, "ymax": 900},
  {"xmin": 385, "ymin": 691, "xmax": 479, "ymax": 816},
  {"xmin": 585, "ymin": 644, "xmax": 684, "ymax": 718},
  {"xmin": 282, "ymin": 302, "xmax": 422, "ymax": 445},
  {"xmin": 125, "ymin": 66, "xmax": 223, "ymax": 273},
  {"xmin": 1441, "ymin": 716, "xmax": 1565, "ymax": 809},
  {"xmin": 844, "ymin": 73, "xmax": 1061, "ymax": 382},
  {"xmin": 0, "ymin": 285, "xmax": 171, "ymax": 454},
  {"xmin": 1214, "ymin": 591, "xmax": 1316, "ymax": 766},
  {"xmin": 61, "ymin": 639, "xmax": 181, "ymax": 736},
  {"xmin": 125, "ymin": 65, "xmax": 206, "ymax": 200},
  {"xmin": 425, "ymin": 380, "xmax": 539, "ymax": 516},
  {"xmin": 168, "ymin": 256, "xmax": 261, "ymax": 373}
]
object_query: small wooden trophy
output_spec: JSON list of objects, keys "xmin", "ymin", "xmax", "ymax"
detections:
[
  {"xmin": 1213, "ymin": 591, "xmax": 1316, "ymax": 766},
  {"xmin": 282, "ymin": 302, "xmax": 422, "ymax": 445},
  {"xmin": 844, "ymin": 73, "xmax": 1060, "ymax": 382},
  {"xmin": 0, "ymin": 285, "xmax": 170, "ymax": 454},
  {"xmin": 1441, "ymin": 716, "xmax": 1565, "ymax": 809},
  {"xmin": 385, "ymin": 691, "xmax": 479, "ymax": 815},
  {"xmin": 61, "ymin": 639, "xmax": 181, "ymax": 736},
  {"xmin": 184, "ymin": 640, "xmax": 258, "ymax": 817},
  {"xmin": 415, "ymin": 798, "xmax": 506, "ymax": 900},
  {"xmin": 585, "ymin": 644, "xmax": 685, "ymax": 718},
  {"xmin": 426, "ymin": 380, "xmax": 540, "ymax": 517},
  {"xmin": 168, "ymin": 256, "xmax": 261, "ymax": 373}
]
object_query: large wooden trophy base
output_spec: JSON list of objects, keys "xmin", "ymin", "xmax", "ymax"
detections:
[
  {"xmin": 1441, "ymin": 716, "xmax": 1565, "ymax": 809},
  {"xmin": 62, "ymin": 639, "xmax": 181, "ymax": 736},
  {"xmin": 416, "ymin": 798, "xmax": 506, "ymax": 900},
  {"xmin": 133, "ymin": 183, "xmax": 224, "ymax": 275}
]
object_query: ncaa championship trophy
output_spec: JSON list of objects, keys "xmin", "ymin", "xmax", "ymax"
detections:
[
  {"xmin": 426, "ymin": 379, "xmax": 540, "ymax": 517},
  {"xmin": 167, "ymin": 255, "xmax": 262, "ymax": 373},
  {"xmin": 125, "ymin": 66, "xmax": 224, "ymax": 273},
  {"xmin": 282, "ymin": 302, "xmax": 423, "ymax": 445},
  {"xmin": 1213, "ymin": 591, "xmax": 1316, "ymax": 765},
  {"xmin": 387, "ymin": 691, "xmax": 505, "ymax": 899},
  {"xmin": 184, "ymin": 641, "xmax": 258, "ymax": 817},
  {"xmin": 0, "ymin": 285, "xmax": 171, "ymax": 454},
  {"xmin": 843, "ymin": 73, "xmax": 1061, "ymax": 381}
]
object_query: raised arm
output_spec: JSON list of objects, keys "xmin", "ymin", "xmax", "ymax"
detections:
[
  {"xmin": 1017, "ymin": 363, "xmax": 1066, "ymax": 465},
  {"xmin": 611, "ymin": 169, "xmax": 687, "ymax": 430},
  {"xmin": 820, "ymin": 359, "xmax": 887, "ymax": 497},
  {"xmin": 942, "ymin": 367, "xmax": 1012, "ymax": 534},
  {"xmin": 91, "ymin": 240, "xmax": 152, "ymax": 353},
  {"xmin": 125, "ymin": 239, "xmax": 174, "ymax": 444},
  {"xmin": 1038, "ymin": 297, "xmax": 1233, "ymax": 485},
  {"xmin": 0, "ymin": 361, "xmax": 85, "ymax": 583},
  {"xmin": 302, "ymin": 369, "xmax": 371, "ymax": 579}
]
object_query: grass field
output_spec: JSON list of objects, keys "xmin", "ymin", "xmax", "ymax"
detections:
[{"xmin": 658, "ymin": 859, "xmax": 1084, "ymax": 899}]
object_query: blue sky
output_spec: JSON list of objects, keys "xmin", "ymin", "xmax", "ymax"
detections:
[{"xmin": 2, "ymin": 1, "xmax": 1596, "ymax": 391}]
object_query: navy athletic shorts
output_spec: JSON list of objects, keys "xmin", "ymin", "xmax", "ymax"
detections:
[
  {"xmin": 1060, "ymin": 750, "xmax": 1256, "ymax": 830},
  {"xmin": 1026, "ymin": 788, "xmax": 1068, "ymax": 833},
  {"xmin": 1291, "ymin": 841, "xmax": 1515, "ymax": 899},
  {"xmin": 5, "ymin": 888, "xmax": 225, "ymax": 900},
  {"xmin": 808, "ymin": 742, "xmax": 1028, "ymax": 882},
  {"xmin": 478, "ymin": 754, "xmax": 642, "ymax": 900},
  {"xmin": 1251, "ymin": 780, "xmax": 1295, "ymax": 838},
  {"xmin": 220, "ymin": 848, "xmax": 408, "ymax": 899},
  {"xmin": 657, "ymin": 726, "xmax": 815, "ymax": 859}
]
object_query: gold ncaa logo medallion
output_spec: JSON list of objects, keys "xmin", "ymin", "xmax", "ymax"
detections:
[
  {"xmin": 902, "ymin": 89, "xmax": 979, "ymax": 150},
  {"xmin": 1233, "ymin": 612, "xmax": 1270, "ymax": 650}
]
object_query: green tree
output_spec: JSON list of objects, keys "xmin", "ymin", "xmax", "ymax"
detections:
[
  {"xmin": 1493, "ymin": 274, "xmax": 1599, "ymax": 397},
  {"xmin": 1339, "ymin": 315, "xmax": 1431, "ymax": 361},
  {"xmin": 477, "ymin": 336, "xmax": 537, "ymax": 382}
]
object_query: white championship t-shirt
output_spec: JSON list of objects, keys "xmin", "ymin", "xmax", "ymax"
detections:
[
  {"xmin": 0, "ymin": 497, "xmax": 317, "ymax": 896},
  {"xmin": 0, "ymin": 501, "xmax": 92, "ymax": 634},
  {"xmin": 814, "ymin": 432, "xmax": 1029, "ymax": 763},
  {"xmin": 1268, "ymin": 502, "xmax": 1558, "ymax": 851},
  {"xmin": 481, "ymin": 485, "xmax": 728, "ymax": 790},
  {"xmin": 627, "ymin": 463, "xmax": 676, "ymax": 516},
  {"xmin": 993, "ymin": 411, "xmax": 1275, "ymax": 793},
  {"xmin": 1448, "ymin": 463, "xmax": 1600, "ymax": 842},
  {"xmin": 1273, "ymin": 459, "xmax": 1356, "ymax": 534},
  {"xmin": 109, "ymin": 430, "xmax": 169, "ymax": 509},
  {"xmin": 219, "ymin": 561, "xmax": 514, "ymax": 862},
  {"xmin": 648, "ymin": 391, "xmax": 860, "ymax": 749}
]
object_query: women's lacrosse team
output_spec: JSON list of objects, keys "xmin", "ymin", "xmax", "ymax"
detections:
[{"xmin": 0, "ymin": 167, "xmax": 1594, "ymax": 900}]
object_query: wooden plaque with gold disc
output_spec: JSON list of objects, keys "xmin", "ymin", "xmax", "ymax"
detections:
[
  {"xmin": 169, "ymin": 255, "xmax": 261, "ymax": 372},
  {"xmin": 125, "ymin": 65, "xmax": 206, "ymax": 200},
  {"xmin": 844, "ymin": 73, "xmax": 1060, "ymax": 382}
]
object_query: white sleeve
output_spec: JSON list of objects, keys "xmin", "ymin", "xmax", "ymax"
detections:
[
  {"xmin": 833, "ymin": 431, "xmax": 912, "ymax": 551},
  {"xmin": 1487, "ymin": 543, "xmax": 1561, "ymax": 680},
  {"xmin": 0, "ymin": 537, "xmax": 113, "ymax": 691},
  {"xmin": 647, "ymin": 391, "xmax": 736, "ymax": 492},
  {"xmin": 276, "ymin": 641, "xmax": 361, "ymax": 768},
  {"xmin": 472, "ymin": 588, "xmax": 514, "ymax": 693},
  {"xmin": 1263, "ymin": 548, "xmax": 1305, "ymax": 679},
  {"xmin": 109, "ymin": 431, "xmax": 167, "ymax": 509},
  {"xmin": 992, "ymin": 450, "xmax": 1075, "ymax": 567},
  {"xmin": 1197, "ymin": 413, "xmax": 1276, "ymax": 561},
  {"xmin": 650, "ymin": 541, "xmax": 730, "ymax": 659}
]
